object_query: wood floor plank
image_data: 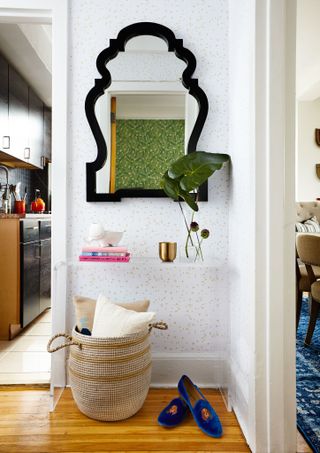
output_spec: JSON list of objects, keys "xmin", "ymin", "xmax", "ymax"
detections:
[
  {"xmin": 0, "ymin": 387, "xmax": 250, "ymax": 453},
  {"xmin": 297, "ymin": 430, "xmax": 312, "ymax": 453}
]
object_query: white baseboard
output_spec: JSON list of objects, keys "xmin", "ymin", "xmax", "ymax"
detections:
[
  {"xmin": 151, "ymin": 353, "xmax": 226, "ymax": 388},
  {"xmin": 228, "ymin": 359, "xmax": 250, "ymax": 447},
  {"xmin": 65, "ymin": 353, "xmax": 226, "ymax": 389}
]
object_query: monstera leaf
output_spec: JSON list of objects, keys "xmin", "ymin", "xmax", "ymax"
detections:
[
  {"xmin": 180, "ymin": 191, "xmax": 198, "ymax": 211},
  {"xmin": 160, "ymin": 172, "xmax": 180, "ymax": 200},
  {"xmin": 168, "ymin": 152, "xmax": 230, "ymax": 193},
  {"xmin": 161, "ymin": 172, "xmax": 198, "ymax": 211},
  {"xmin": 161, "ymin": 151, "xmax": 230, "ymax": 211}
]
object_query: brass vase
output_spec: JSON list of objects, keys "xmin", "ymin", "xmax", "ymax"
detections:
[{"xmin": 159, "ymin": 242, "xmax": 177, "ymax": 262}]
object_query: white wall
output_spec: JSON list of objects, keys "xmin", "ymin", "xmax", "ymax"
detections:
[
  {"xmin": 296, "ymin": 99, "xmax": 320, "ymax": 201},
  {"xmin": 68, "ymin": 0, "xmax": 230, "ymax": 385},
  {"xmin": 229, "ymin": 2, "xmax": 297, "ymax": 451},
  {"xmin": 296, "ymin": 0, "xmax": 320, "ymax": 100},
  {"xmin": 228, "ymin": 0, "xmax": 254, "ymax": 442}
]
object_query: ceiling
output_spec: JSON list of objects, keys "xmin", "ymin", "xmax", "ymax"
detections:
[
  {"xmin": 0, "ymin": 23, "xmax": 52, "ymax": 106},
  {"xmin": 116, "ymin": 93, "xmax": 186, "ymax": 119}
]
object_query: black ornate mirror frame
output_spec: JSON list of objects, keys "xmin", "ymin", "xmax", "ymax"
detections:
[{"xmin": 85, "ymin": 22, "xmax": 209, "ymax": 202}]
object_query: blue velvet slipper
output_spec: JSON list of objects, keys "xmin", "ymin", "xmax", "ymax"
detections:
[
  {"xmin": 178, "ymin": 375, "xmax": 223, "ymax": 438},
  {"xmin": 157, "ymin": 397, "xmax": 188, "ymax": 427}
]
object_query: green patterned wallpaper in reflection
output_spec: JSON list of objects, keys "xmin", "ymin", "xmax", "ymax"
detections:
[{"xmin": 115, "ymin": 119, "xmax": 185, "ymax": 190}]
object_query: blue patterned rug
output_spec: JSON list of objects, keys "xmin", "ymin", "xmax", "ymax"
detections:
[{"xmin": 297, "ymin": 299, "xmax": 320, "ymax": 452}]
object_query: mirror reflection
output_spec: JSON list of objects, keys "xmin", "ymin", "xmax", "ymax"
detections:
[{"xmin": 94, "ymin": 36, "xmax": 199, "ymax": 194}]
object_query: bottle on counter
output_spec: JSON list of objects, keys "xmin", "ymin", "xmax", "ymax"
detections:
[{"xmin": 31, "ymin": 189, "xmax": 45, "ymax": 213}]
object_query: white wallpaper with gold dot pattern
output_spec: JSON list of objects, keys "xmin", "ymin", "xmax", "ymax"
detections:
[{"xmin": 67, "ymin": 0, "xmax": 229, "ymax": 355}]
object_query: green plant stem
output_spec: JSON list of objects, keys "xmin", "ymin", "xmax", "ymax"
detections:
[
  {"xmin": 185, "ymin": 211, "xmax": 196, "ymax": 258},
  {"xmin": 190, "ymin": 210, "xmax": 195, "ymax": 237},
  {"xmin": 195, "ymin": 235, "xmax": 204, "ymax": 262},
  {"xmin": 178, "ymin": 201, "xmax": 194, "ymax": 258},
  {"xmin": 178, "ymin": 201, "xmax": 190, "ymax": 236},
  {"xmin": 194, "ymin": 239, "xmax": 203, "ymax": 262},
  {"xmin": 185, "ymin": 236, "xmax": 190, "ymax": 258}
]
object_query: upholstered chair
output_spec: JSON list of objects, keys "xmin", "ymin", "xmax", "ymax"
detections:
[
  {"xmin": 296, "ymin": 234, "xmax": 320, "ymax": 345},
  {"xmin": 296, "ymin": 201, "xmax": 320, "ymax": 224},
  {"xmin": 296, "ymin": 259, "xmax": 320, "ymax": 330}
]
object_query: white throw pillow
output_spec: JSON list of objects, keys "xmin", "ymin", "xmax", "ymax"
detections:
[
  {"xmin": 92, "ymin": 294, "xmax": 156, "ymax": 338},
  {"xmin": 296, "ymin": 216, "xmax": 320, "ymax": 233},
  {"xmin": 73, "ymin": 295, "xmax": 150, "ymax": 332}
]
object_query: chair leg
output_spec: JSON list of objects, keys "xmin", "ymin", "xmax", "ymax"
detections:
[
  {"xmin": 304, "ymin": 297, "xmax": 320, "ymax": 345},
  {"xmin": 296, "ymin": 289, "xmax": 303, "ymax": 331}
]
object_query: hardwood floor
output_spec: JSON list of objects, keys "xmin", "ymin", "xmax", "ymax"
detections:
[
  {"xmin": 0, "ymin": 387, "xmax": 250, "ymax": 453},
  {"xmin": 297, "ymin": 430, "xmax": 312, "ymax": 453}
]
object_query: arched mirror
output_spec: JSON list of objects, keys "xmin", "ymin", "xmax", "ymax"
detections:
[{"xmin": 85, "ymin": 22, "xmax": 209, "ymax": 202}]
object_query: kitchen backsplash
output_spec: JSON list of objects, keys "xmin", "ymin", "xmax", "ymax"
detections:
[{"xmin": 0, "ymin": 166, "xmax": 49, "ymax": 212}]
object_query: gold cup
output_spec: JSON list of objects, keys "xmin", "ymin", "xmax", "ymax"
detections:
[{"xmin": 159, "ymin": 242, "xmax": 177, "ymax": 262}]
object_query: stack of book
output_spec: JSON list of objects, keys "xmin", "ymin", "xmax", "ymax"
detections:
[{"xmin": 79, "ymin": 246, "xmax": 130, "ymax": 263}]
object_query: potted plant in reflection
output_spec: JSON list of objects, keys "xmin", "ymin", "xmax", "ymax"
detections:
[{"xmin": 160, "ymin": 151, "xmax": 230, "ymax": 261}]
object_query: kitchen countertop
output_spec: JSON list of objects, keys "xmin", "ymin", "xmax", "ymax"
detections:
[
  {"xmin": 0, "ymin": 213, "xmax": 25, "ymax": 219},
  {"xmin": 0, "ymin": 213, "xmax": 52, "ymax": 219},
  {"xmin": 25, "ymin": 213, "xmax": 51, "ymax": 219}
]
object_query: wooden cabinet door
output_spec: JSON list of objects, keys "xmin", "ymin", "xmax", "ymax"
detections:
[
  {"xmin": 0, "ymin": 219, "xmax": 20, "ymax": 340},
  {"xmin": 8, "ymin": 66, "xmax": 28, "ymax": 161},
  {"xmin": 43, "ymin": 106, "xmax": 51, "ymax": 161},
  {"xmin": 0, "ymin": 54, "xmax": 9, "ymax": 149},
  {"xmin": 28, "ymin": 88, "xmax": 44, "ymax": 168}
]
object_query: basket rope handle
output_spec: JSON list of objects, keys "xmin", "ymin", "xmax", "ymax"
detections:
[
  {"xmin": 47, "ymin": 333, "xmax": 82, "ymax": 353},
  {"xmin": 149, "ymin": 321, "xmax": 168, "ymax": 332}
]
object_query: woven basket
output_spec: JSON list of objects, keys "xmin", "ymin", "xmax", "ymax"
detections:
[{"xmin": 47, "ymin": 322, "xmax": 167, "ymax": 421}]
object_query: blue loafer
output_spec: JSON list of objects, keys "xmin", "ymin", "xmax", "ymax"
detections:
[
  {"xmin": 178, "ymin": 375, "xmax": 223, "ymax": 438},
  {"xmin": 157, "ymin": 397, "xmax": 188, "ymax": 427}
]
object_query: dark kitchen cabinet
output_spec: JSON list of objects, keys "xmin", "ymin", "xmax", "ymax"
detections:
[
  {"xmin": 8, "ymin": 66, "xmax": 28, "ymax": 161},
  {"xmin": 0, "ymin": 53, "xmax": 51, "ymax": 169},
  {"xmin": 40, "ymin": 239, "xmax": 51, "ymax": 313},
  {"xmin": 21, "ymin": 241, "xmax": 40, "ymax": 328},
  {"xmin": 43, "ymin": 106, "xmax": 51, "ymax": 162},
  {"xmin": 29, "ymin": 88, "xmax": 44, "ymax": 168},
  {"xmin": 39, "ymin": 221, "xmax": 51, "ymax": 313},
  {"xmin": 0, "ymin": 54, "xmax": 9, "ymax": 148},
  {"xmin": 20, "ymin": 219, "xmax": 51, "ymax": 329}
]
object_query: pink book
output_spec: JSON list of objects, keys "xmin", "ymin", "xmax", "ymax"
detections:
[
  {"xmin": 79, "ymin": 254, "xmax": 130, "ymax": 263},
  {"xmin": 82, "ymin": 246, "xmax": 127, "ymax": 253}
]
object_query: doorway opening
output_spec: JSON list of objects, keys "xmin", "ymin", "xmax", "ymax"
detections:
[
  {"xmin": 0, "ymin": 9, "xmax": 54, "ymax": 386},
  {"xmin": 295, "ymin": 1, "xmax": 320, "ymax": 451}
]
